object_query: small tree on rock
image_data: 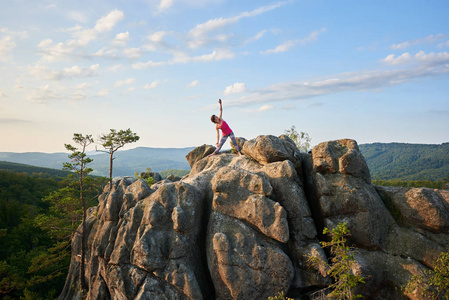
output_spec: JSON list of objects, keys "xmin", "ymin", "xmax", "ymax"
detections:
[
  {"xmin": 307, "ymin": 222, "xmax": 365, "ymax": 300},
  {"xmin": 62, "ymin": 133, "xmax": 94, "ymax": 293},
  {"xmin": 98, "ymin": 128, "xmax": 140, "ymax": 189},
  {"xmin": 284, "ymin": 125, "xmax": 311, "ymax": 152}
]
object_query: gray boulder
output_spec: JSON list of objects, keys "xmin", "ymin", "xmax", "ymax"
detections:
[{"xmin": 59, "ymin": 135, "xmax": 449, "ymax": 300}]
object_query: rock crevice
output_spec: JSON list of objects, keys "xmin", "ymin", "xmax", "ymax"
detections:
[{"xmin": 59, "ymin": 135, "xmax": 448, "ymax": 300}]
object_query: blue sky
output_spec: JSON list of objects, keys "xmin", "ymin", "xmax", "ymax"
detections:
[{"xmin": 1, "ymin": 0, "xmax": 448, "ymax": 152}]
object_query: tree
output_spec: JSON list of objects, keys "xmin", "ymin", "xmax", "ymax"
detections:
[
  {"xmin": 62, "ymin": 133, "xmax": 94, "ymax": 293},
  {"xmin": 98, "ymin": 128, "xmax": 140, "ymax": 189},
  {"xmin": 284, "ymin": 125, "xmax": 311, "ymax": 152},
  {"xmin": 307, "ymin": 222, "xmax": 365, "ymax": 299}
]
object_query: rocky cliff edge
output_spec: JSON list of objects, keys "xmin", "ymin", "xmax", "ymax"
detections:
[{"xmin": 59, "ymin": 135, "xmax": 449, "ymax": 300}]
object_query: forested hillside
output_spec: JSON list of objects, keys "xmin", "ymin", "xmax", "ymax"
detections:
[
  {"xmin": 359, "ymin": 142, "xmax": 449, "ymax": 181},
  {"xmin": 0, "ymin": 170, "xmax": 68, "ymax": 298},
  {"xmin": 0, "ymin": 161, "xmax": 70, "ymax": 178}
]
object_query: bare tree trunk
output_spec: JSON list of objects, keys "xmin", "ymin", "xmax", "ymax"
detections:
[{"xmin": 109, "ymin": 152, "xmax": 113, "ymax": 190}]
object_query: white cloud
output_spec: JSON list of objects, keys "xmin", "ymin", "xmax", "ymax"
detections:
[
  {"xmin": 415, "ymin": 51, "xmax": 449, "ymax": 65},
  {"xmin": 382, "ymin": 53, "xmax": 412, "ymax": 65},
  {"xmin": 28, "ymin": 85, "xmax": 62, "ymax": 102},
  {"xmin": 132, "ymin": 60, "xmax": 166, "ymax": 69},
  {"xmin": 141, "ymin": 31, "xmax": 169, "ymax": 52},
  {"xmin": 67, "ymin": 11, "xmax": 89, "ymax": 23},
  {"xmin": 144, "ymin": 80, "xmax": 160, "ymax": 89},
  {"xmin": 258, "ymin": 105, "xmax": 275, "ymax": 111},
  {"xmin": 390, "ymin": 34, "xmax": 447, "ymax": 50},
  {"xmin": 244, "ymin": 30, "xmax": 267, "ymax": 45},
  {"xmin": 171, "ymin": 49, "xmax": 234, "ymax": 64},
  {"xmin": 96, "ymin": 89, "xmax": 110, "ymax": 97},
  {"xmin": 0, "ymin": 36, "xmax": 16, "ymax": 58},
  {"xmin": 113, "ymin": 31, "xmax": 129, "ymax": 46},
  {"xmin": 382, "ymin": 51, "xmax": 449, "ymax": 66},
  {"xmin": 262, "ymin": 40, "xmax": 296, "ymax": 54},
  {"xmin": 70, "ymin": 92, "xmax": 87, "ymax": 101},
  {"xmin": 148, "ymin": 31, "xmax": 167, "ymax": 43},
  {"xmin": 438, "ymin": 40, "xmax": 449, "ymax": 48},
  {"xmin": 390, "ymin": 41, "xmax": 410, "ymax": 50},
  {"xmin": 244, "ymin": 104, "xmax": 275, "ymax": 112},
  {"xmin": 224, "ymin": 82, "xmax": 247, "ymax": 95},
  {"xmin": 157, "ymin": 0, "xmax": 175, "ymax": 12},
  {"xmin": 76, "ymin": 82, "xmax": 91, "ymax": 89},
  {"xmin": 38, "ymin": 10, "xmax": 124, "ymax": 61},
  {"xmin": 262, "ymin": 28, "xmax": 326, "ymax": 54},
  {"xmin": 187, "ymin": 80, "xmax": 199, "ymax": 88},
  {"xmin": 222, "ymin": 57, "xmax": 449, "ymax": 108},
  {"xmin": 94, "ymin": 10, "xmax": 124, "ymax": 32},
  {"xmin": 94, "ymin": 46, "xmax": 116, "ymax": 58},
  {"xmin": 63, "ymin": 64, "xmax": 99, "ymax": 77},
  {"xmin": 123, "ymin": 47, "xmax": 142, "ymax": 58},
  {"xmin": 38, "ymin": 38, "xmax": 53, "ymax": 48},
  {"xmin": 115, "ymin": 78, "xmax": 135, "ymax": 87},
  {"xmin": 0, "ymin": 28, "xmax": 28, "ymax": 38},
  {"xmin": 188, "ymin": 1, "xmax": 287, "ymax": 48},
  {"xmin": 258, "ymin": 104, "xmax": 274, "ymax": 111},
  {"xmin": 299, "ymin": 28, "xmax": 326, "ymax": 45},
  {"xmin": 28, "ymin": 64, "xmax": 99, "ymax": 80},
  {"xmin": 108, "ymin": 64, "xmax": 124, "ymax": 71}
]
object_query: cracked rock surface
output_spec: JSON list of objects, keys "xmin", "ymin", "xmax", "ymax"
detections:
[{"xmin": 59, "ymin": 136, "xmax": 448, "ymax": 300}]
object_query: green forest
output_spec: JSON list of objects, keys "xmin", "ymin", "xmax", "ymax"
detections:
[
  {"xmin": 359, "ymin": 142, "xmax": 449, "ymax": 181},
  {"xmin": 0, "ymin": 169, "xmax": 70, "ymax": 299}
]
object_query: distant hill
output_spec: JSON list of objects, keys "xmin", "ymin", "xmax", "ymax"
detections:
[
  {"xmin": 2, "ymin": 143, "xmax": 448, "ymax": 181},
  {"xmin": 89, "ymin": 147, "xmax": 194, "ymax": 177},
  {"xmin": 359, "ymin": 142, "xmax": 449, "ymax": 181},
  {"xmin": 0, "ymin": 147, "xmax": 195, "ymax": 178},
  {"xmin": 0, "ymin": 161, "xmax": 71, "ymax": 178},
  {"xmin": 0, "ymin": 152, "xmax": 70, "ymax": 170}
]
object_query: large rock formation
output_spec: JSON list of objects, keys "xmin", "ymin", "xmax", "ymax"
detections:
[{"xmin": 59, "ymin": 136, "xmax": 449, "ymax": 300}]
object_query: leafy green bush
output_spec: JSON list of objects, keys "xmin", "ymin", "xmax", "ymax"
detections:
[
  {"xmin": 134, "ymin": 169, "xmax": 155, "ymax": 187},
  {"xmin": 404, "ymin": 251, "xmax": 449, "ymax": 299},
  {"xmin": 307, "ymin": 223, "xmax": 365, "ymax": 300}
]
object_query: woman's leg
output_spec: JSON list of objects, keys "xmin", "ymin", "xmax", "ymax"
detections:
[
  {"xmin": 213, "ymin": 134, "xmax": 229, "ymax": 154},
  {"xmin": 229, "ymin": 132, "xmax": 240, "ymax": 152}
]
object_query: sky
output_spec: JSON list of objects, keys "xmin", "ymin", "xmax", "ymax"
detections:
[{"xmin": 1, "ymin": 0, "xmax": 448, "ymax": 153}]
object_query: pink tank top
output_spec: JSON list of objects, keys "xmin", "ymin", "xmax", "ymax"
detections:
[{"xmin": 218, "ymin": 120, "xmax": 233, "ymax": 136}]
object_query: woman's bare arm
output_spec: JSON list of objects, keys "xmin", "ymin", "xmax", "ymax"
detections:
[
  {"xmin": 216, "ymin": 126, "xmax": 220, "ymax": 146},
  {"xmin": 218, "ymin": 99, "xmax": 223, "ymax": 119}
]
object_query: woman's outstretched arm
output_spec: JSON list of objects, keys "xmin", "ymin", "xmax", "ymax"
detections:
[
  {"xmin": 218, "ymin": 99, "xmax": 223, "ymax": 119},
  {"xmin": 215, "ymin": 126, "xmax": 220, "ymax": 147}
]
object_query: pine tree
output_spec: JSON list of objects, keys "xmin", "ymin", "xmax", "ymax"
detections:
[
  {"xmin": 98, "ymin": 128, "xmax": 140, "ymax": 189},
  {"xmin": 62, "ymin": 133, "xmax": 94, "ymax": 293}
]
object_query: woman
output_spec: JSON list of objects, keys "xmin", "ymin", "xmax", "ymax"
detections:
[{"xmin": 209, "ymin": 99, "xmax": 242, "ymax": 156}]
